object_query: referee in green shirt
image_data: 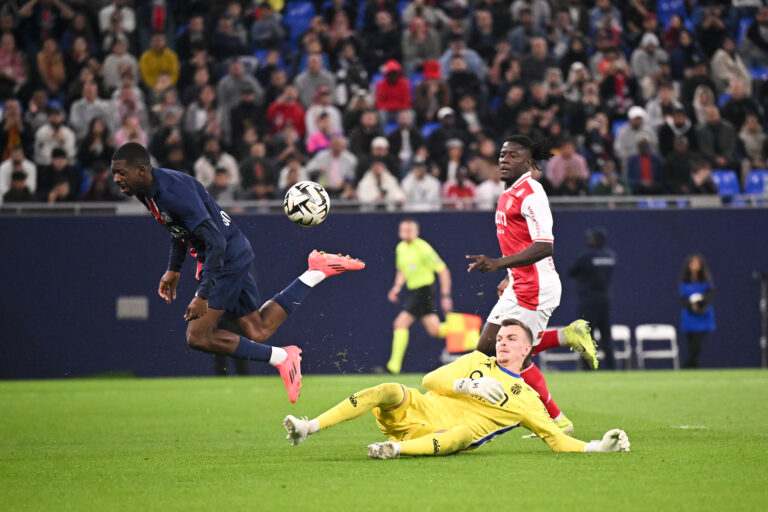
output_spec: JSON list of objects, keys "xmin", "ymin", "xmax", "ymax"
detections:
[{"xmin": 383, "ymin": 219, "xmax": 452, "ymax": 374}]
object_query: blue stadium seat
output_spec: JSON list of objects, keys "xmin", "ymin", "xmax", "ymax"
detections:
[
  {"xmin": 656, "ymin": 0, "xmax": 687, "ymax": 29},
  {"xmin": 356, "ymin": 1, "xmax": 366, "ymax": 29},
  {"xmin": 745, "ymin": 169, "xmax": 768, "ymax": 195},
  {"xmin": 284, "ymin": 2, "xmax": 316, "ymax": 51},
  {"xmin": 397, "ymin": 1, "xmax": 409, "ymax": 20},
  {"xmin": 739, "ymin": 18, "xmax": 753, "ymax": 45},
  {"xmin": 749, "ymin": 67, "xmax": 768, "ymax": 80},
  {"xmin": 711, "ymin": 169, "xmax": 741, "ymax": 196},
  {"xmin": 718, "ymin": 93, "xmax": 732, "ymax": 108},
  {"xmin": 384, "ymin": 122, "xmax": 398, "ymax": 135},
  {"xmin": 638, "ymin": 199, "xmax": 668, "ymax": 208},
  {"xmin": 612, "ymin": 120, "xmax": 628, "ymax": 139},
  {"xmin": 421, "ymin": 122, "xmax": 441, "ymax": 138}
]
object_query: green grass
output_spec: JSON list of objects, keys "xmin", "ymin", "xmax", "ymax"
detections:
[{"xmin": 2, "ymin": 371, "xmax": 767, "ymax": 511}]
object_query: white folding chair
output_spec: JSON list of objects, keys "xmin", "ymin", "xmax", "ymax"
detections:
[
  {"xmin": 595, "ymin": 324, "xmax": 633, "ymax": 369},
  {"xmin": 635, "ymin": 324, "xmax": 679, "ymax": 370},
  {"xmin": 536, "ymin": 326, "xmax": 582, "ymax": 371}
]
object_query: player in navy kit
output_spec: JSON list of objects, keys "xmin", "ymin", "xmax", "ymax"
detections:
[{"xmin": 111, "ymin": 143, "xmax": 364, "ymax": 402}]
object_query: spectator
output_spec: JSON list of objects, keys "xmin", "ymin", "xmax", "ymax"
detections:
[
  {"xmin": 295, "ymin": 53, "xmax": 336, "ymax": 109},
  {"xmin": 0, "ymin": 33, "xmax": 26, "ymax": 100},
  {"xmin": 277, "ymin": 155, "xmax": 309, "ymax": 196},
  {"xmin": 468, "ymin": 9, "xmax": 496, "ymax": 65},
  {"xmin": 269, "ymin": 121, "xmax": 307, "ymax": 168},
  {"xmin": 681, "ymin": 55, "xmax": 718, "ymax": 108},
  {"xmin": 721, "ymin": 78, "xmax": 762, "ymax": 133},
  {"xmin": 426, "ymin": 107, "xmax": 469, "ymax": 166},
  {"xmin": 710, "ymin": 36, "xmax": 751, "ymax": 96},
  {"xmin": 306, "ymin": 112, "xmax": 335, "ymax": 154},
  {"xmin": 263, "ymin": 67, "xmax": 288, "ymax": 107},
  {"xmin": 78, "ymin": 117, "xmax": 114, "ymax": 171},
  {"xmin": 306, "ymin": 134, "xmax": 357, "ymax": 198},
  {"xmin": 447, "ymin": 54, "xmax": 482, "ymax": 103},
  {"xmin": 183, "ymin": 84, "xmax": 219, "ymax": 143},
  {"xmin": 695, "ymin": 3, "xmax": 727, "ymax": 58},
  {"xmin": 239, "ymin": 142, "xmax": 277, "ymax": 200},
  {"xmin": 139, "ymin": 32, "xmax": 179, "ymax": 89},
  {"xmin": 217, "ymin": 59, "xmax": 264, "ymax": 113},
  {"xmin": 348, "ymin": 109, "xmax": 383, "ymax": 158},
  {"xmin": 24, "ymin": 89, "xmax": 49, "ymax": 133},
  {"xmin": 176, "ymin": 14, "xmax": 208, "ymax": 61},
  {"xmin": 696, "ymin": 106, "xmax": 737, "ymax": 171},
  {"xmin": 251, "ymin": 4, "xmax": 285, "ymax": 50},
  {"xmin": 741, "ymin": 6, "xmax": 768, "ymax": 66},
  {"xmin": 99, "ymin": 7, "xmax": 130, "ymax": 56},
  {"xmin": 305, "ymin": 86, "xmax": 342, "ymax": 138},
  {"xmin": 102, "ymin": 39, "xmax": 138, "ymax": 93},
  {"xmin": 401, "ymin": 0, "xmax": 449, "ymax": 29},
  {"xmin": 738, "ymin": 113, "xmax": 768, "ymax": 184},
  {"xmin": 112, "ymin": 79, "xmax": 149, "ymax": 136},
  {"xmin": 630, "ymin": 32, "xmax": 668, "ymax": 90},
  {"xmin": 357, "ymin": 135, "xmax": 399, "ymax": 180},
  {"xmin": 356, "ymin": 158, "xmax": 405, "ymax": 205},
  {"xmin": 688, "ymin": 159, "xmax": 718, "ymax": 194},
  {"xmin": 545, "ymin": 139, "xmax": 589, "ymax": 189},
  {"xmin": 2, "ymin": 170, "xmax": 35, "ymax": 203},
  {"xmin": 614, "ymin": 106, "xmax": 658, "ymax": 173},
  {"xmin": 692, "ymin": 84, "xmax": 717, "ymax": 126},
  {"xmin": 65, "ymin": 35, "xmax": 99, "ymax": 84},
  {"xmin": 1, "ymin": 99, "xmax": 33, "ymax": 159},
  {"xmin": 598, "ymin": 52, "xmax": 638, "ymax": 120},
  {"xmin": 264, "ymin": 85, "xmax": 306, "ymax": 139},
  {"xmin": 401, "ymin": 156, "xmax": 442, "ymax": 211},
  {"xmin": 528, "ymin": 81, "xmax": 559, "ymax": 131},
  {"xmin": 555, "ymin": 163, "xmax": 590, "ymax": 196},
  {"xmin": 401, "ymin": 16, "xmax": 441, "ymax": 73},
  {"xmin": 508, "ymin": 8, "xmax": 544, "ymax": 56},
  {"xmin": 0, "ymin": 145, "xmax": 37, "ymax": 199},
  {"xmin": 210, "ymin": 15, "xmax": 249, "ymax": 60},
  {"xmin": 19, "ymin": 0, "xmax": 74, "ymax": 44},
  {"xmin": 494, "ymin": 85, "xmax": 526, "ymax": 138},
  {"xmin": 194, "ymin": 136, "xmax": 239, "ymax": 188},
  {"xmin": 442, "ymin": 165, "xmax": 475, "ymax": 208},
  {"xmin": 559, "ymin": 37, "xmax": 588, "ymax": 78},
  {"xmin": 33, "ymin": 105, "xmax": 76, "ymax": 166},
  {"xmin": 678, "ymin": 253, "xmax": 716, "ymax": 368},
  {"xmin": 439, "ymin": 33, "xmax": 486, "ymax": 81},
  {"xmin": 162, "ymin": 143, "xmax": 192, "ymax": 172},
  {"xmin": 658, "ymin": 105, "xmax": 697, "ymax": 158},
  {"xmin": 36, "ymin": 38, "xmax": 67, "ymax": 95},
  {"xmin": 661, "ymin": 136, "xmax": 696, "ymax": 195},
  {"xmin": 521, "ymin": 37, "xmax": 557, "ymax": 85},
  {"xmin": 589, "ymin": 0, "xmax": 622, "ymax": 36},
  {"xmin": 437, "ymin": 138, "xmax": 466, "ymax": 183},
  {"xmin": 375, "ymin": 59, "xmax": 411, "ymax": 123},
  {"xmin": 669, "ymin": 29, "xmax": 703, "ymax": 81},
  {"xmin": 365, "ymin": 10, "xmax": 401, "ymax": 76},
  {"xmin": 413, "ymin": 60, "xmax": 451, "ymax": 125},
  {"xmin": 591, "ymin": 158, "xmax": 629, "ymax": 196},
  {"xmin": 229, "ymin": 83, "xmax": 265, "ymax": 147},
  {"xmin": 627, "ymin": 136, "xmax": 663, "ymax": 194},
  {"xmin": 69, "ymin": 82, "xmax": 113, "ymax": 141},
  {"xmin": 474, "ymin": 167, "xmax": 505, "ymax": 209},
  {"xmin": 584, "ymin": 112, "xmax": 614, "ymax": 169},
  {"xmin": 80, "ymin": 160, "xmax": 121, "ymax": 201},
  {"xmin": 645, "ymin": 81, "xmax": 682, "ymax": 130},
  {"xmin": 98, "ymin": 0, "xmax": 135, "ymax": 35},
  {"xmin": 113, "ymin": 114, "xmax": 146, "ymax": 147},
  {"xmin": 388, "ymin": 110, "xmax": 423, "ymax": 170},
  {"xmin": 61, "ymin": 12, "xmax": 97, "ymax": 56},
  {"xmin": 207, "ymin": 167, "xmax": 240, "ymax": 202},
  {"xmin": 38, "ymin": 147, "xmax": 79, "ymax": 201}
]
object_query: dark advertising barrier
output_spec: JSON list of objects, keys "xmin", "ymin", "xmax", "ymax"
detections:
[{"xmin": 1, "ymin": 208, "xmax": 765, "ymax": 378}]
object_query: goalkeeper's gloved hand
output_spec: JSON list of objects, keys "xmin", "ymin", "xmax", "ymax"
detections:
[
  {"xmin": 585, "ymin": 429, "xmax": 630, "ymax": 452},
  {"xmin": 453, "ymin": 377, "xmax": 505, "ymax": 404}
]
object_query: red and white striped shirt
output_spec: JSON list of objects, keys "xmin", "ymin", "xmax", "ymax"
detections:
[{"xmin": 495, "ymin": 172, "xmax": 561, "ymax": 310}]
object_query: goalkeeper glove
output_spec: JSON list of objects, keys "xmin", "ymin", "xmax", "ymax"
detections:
[
  {"xmin": 454, "ymin": 377, "xmax": 505, "ymax": 404},
  {"xmin": 585, "ymin": 429, "xmax": 630, "ymax": 452}
]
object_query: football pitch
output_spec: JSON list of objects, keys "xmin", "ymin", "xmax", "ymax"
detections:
[{"xmin": 2, "ymin": 370, "xmax": 767, "ymax": 511}]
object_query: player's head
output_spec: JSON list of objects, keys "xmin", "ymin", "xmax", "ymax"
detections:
[
  {"xmin": 498, "ymin": 136, "xmax": 553, "ymax": 186},
  {"xmin": 586, "ymin": 227, "xmax": 607, "ymax": 248},
  {"xmin": 399, "ymin": 218, "xmax": 419, "ymax": 242},
  {"xmin": 495, "ymin": 318, "xmax": 533, "ymax": 370},
  {"xmin": 111, "ymin": 142, "xmax": 152, "ymax": 196}
]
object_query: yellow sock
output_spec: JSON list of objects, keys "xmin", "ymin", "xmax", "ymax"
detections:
[
  {"xmin": 315, "ymin": 383, "xmax": 404, "ymax": 431},
  {"xmin": 386, "ymin": 328, "xmax": 409, "ymax": 374},
  {"xmin": 399, "ymin": 426, "xmax": 473, "ymax": 456},
  {"xmin": 438, "ymin": 322, "xmax": 447, "ymax": 338}
]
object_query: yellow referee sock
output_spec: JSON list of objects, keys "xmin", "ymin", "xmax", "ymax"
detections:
[
  {"xmin": 399, "ymin": 426, "xmax": 473, "ymax": 456},
  {"xmin": 315, "ymin": 383, "xmax": 405, "ymax": 430},
  {"xmin": 386, "ymin": 329, "xmax": 409, "ymax": 374}
]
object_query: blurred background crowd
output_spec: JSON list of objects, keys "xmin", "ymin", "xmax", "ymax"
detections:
[{"xmin": 1, "ymin": 0, "xmax": 768, "ymax": 209}]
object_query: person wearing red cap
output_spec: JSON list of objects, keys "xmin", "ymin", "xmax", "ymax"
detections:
[
  {"xmin": 413, "ymin": 60, "xmax": 451, "ymax": 125},
  {"xmin": 375, "ymin": 60, "xmax": 412, "ymax": 125}
]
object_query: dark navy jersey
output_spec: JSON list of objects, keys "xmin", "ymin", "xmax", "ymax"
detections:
[
  {"xmin": 138, "ymin": 167, "xmax": 254, "ymax": 272},
  {"xmin": 568, "ymin": 247, "xmax": 616, "ymax": 302}
]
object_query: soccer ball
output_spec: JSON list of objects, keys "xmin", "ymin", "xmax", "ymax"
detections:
[{"xmin": 283, "ymin": 181, "xmax": 331, "ymax": 227}]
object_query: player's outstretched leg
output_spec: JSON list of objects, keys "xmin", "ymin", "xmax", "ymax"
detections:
[
  {"xmin": 520, "ymin": 362, "xmax": 574, "ymax": 436},
  {"xmin": 367, "ymin": 426, "xmax": 473, "ymax": 459},
  {"xmin": 282, "ymin": 383, "xmax": 406, "ymax": 446},
  {"xmin": 531, "ymin": 320, "xmax": 598, "ymax": 369}
]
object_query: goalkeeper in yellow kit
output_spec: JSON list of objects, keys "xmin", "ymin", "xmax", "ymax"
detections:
[{"xmin": 283, "ymin": 318, "xmax": 630, "ymax": 458}]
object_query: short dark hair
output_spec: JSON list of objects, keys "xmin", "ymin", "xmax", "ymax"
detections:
[
  {"xmin": 112, "ymin": 142, "xmax": 151, "ymax": 167},
  {"xmin": 500, "ymin": 318, "xmax": 534, "ymax": 345},
  {"xmin": 51, "ymin": 148, "xmax": 68, "ymax": 159}
]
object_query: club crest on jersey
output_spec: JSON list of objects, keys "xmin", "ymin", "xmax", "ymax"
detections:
[
  {"xmin": 505, "ymin": 198, "xmax": 514, "ymax": 210},
  {"xmin": 160, "ymin": 211, "xmax": 172, "ymax": 223}
]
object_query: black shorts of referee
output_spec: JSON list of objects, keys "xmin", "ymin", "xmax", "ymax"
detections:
[{"xmin": 403, "ymin": 284, "xmax": 438, "ymax": 317}]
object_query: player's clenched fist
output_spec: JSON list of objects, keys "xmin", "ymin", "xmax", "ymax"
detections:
[
  {"xmin": 158, "ymin": 271, "xmax": 180, "ymax": 304},
  {"xmin": 454, "ymin": 376, "xmax": 506, "ymax": 404}
]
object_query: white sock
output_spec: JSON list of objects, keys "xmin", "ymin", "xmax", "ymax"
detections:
[
  {"xmin": 269, "ymin": 347, "xmax": 288, "ymax": 366},
  {"xmin": 308, "ymin": 419, "xmax": 320, "ymax": 434},
  {"xmin": 553, "ymin": 412, "xmax": 564, "ymax": 422},
  {"xmin": 557, "ymin": 328, "xmax": 567, "ymax": 346},
  {"xmin": 299, "ymin": 270, "xmax": 326, "ymax": 287}
]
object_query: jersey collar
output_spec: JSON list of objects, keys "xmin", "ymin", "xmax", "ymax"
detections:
[
  {"xmin": 511, "ymin": 171, "xmax": 532, "ymax": 190},
  {"xmin": 495, "ymin": 360, "xmax": 522, "ymax": 379}
]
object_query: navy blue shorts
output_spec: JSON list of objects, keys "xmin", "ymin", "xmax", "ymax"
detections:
[{"xmin": 204, "ymin": 264, "xmax": 262, "ymax": 319}]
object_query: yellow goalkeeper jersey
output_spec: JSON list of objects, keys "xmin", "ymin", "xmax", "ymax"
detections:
[{"xmin": 416, "ymin": 351, "xmax": 586, "ymax": 452}]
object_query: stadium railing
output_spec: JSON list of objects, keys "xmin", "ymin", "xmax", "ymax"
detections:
[{"xmin": 2, "ymin": 194, "xmax": 767, "ymax": 216}]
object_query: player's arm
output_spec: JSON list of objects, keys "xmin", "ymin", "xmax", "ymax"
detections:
[
  {"xmin": 522, "ymin": 403, "xmax": 629, "ymax": 453},
  {"xmin": 158, "ymin": 239, "xmax": 186, "ymax": 304},
  {"xmin": 437, "ymin": 267, "xmax": 452, "ymax": 312},
  {"xmin": 387, "ymin": 270, "xmax": 406, "ymax": 303}
]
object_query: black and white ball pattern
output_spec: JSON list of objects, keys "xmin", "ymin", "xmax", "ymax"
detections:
[{"xmin": 283, "ymin": 181, "xmax": 331, "ymax": 227}]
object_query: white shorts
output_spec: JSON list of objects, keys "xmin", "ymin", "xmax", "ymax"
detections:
[{"xmin": 487, "ymin": 297, "xmax": 556, "ymax": 346}]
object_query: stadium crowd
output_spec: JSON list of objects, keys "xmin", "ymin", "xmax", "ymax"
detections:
[{"xmin": 1, "ymin": 0, "xmax": 768, "ymax": 208}]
